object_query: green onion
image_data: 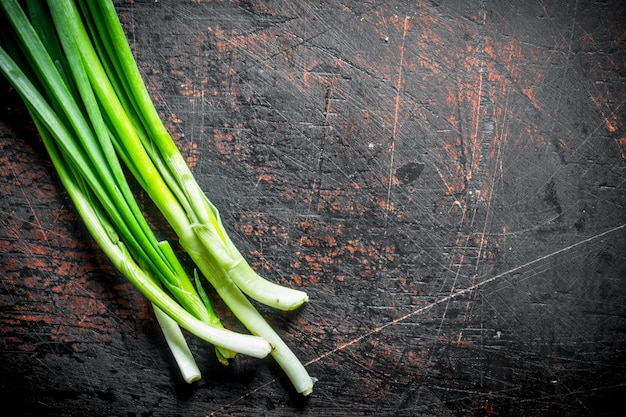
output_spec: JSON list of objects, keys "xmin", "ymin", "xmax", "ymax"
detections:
[
  {"xmin": 0, "ymin": 0, "xmax": 315, "ymax": 395},
  {"xmin": 152, "ymin": 304, "xmax": 202, "ymax": 384}
]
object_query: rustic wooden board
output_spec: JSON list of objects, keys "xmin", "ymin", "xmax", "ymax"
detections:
[{"xmin": 1, "ymin": 1, "xmax": 625, "ymax": 416}]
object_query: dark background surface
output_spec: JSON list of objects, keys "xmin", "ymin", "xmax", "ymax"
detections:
[{"xmin": 1, "ymin": 0, "xmax": 626, "ymax": 416}]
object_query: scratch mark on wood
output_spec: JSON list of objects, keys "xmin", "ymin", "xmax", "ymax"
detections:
[
  {"xmin": 313, "ymin": 77, "xmax": 338, "ymax": 211},
  {"xmin": 384, "ymin": 15, "xmax": 411, "ymax": 224},
  {"xmin": 435, "ymin": 0, "xmax": 493, "ymax": 364},
  {"xmin": 552, "ymin": 0, "xmax": 579, "ymax": 122},
  {"xmin": 302, "ymin": 222, "xmax": 626, "ymax": 366}
]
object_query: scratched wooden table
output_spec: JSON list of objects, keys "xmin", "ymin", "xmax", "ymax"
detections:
[{"xmin": 1, "ymin": 1, "xmax": 625, "ymax": 416}]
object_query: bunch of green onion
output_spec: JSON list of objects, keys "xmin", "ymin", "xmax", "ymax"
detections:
[{"xmin": 0, "ymin": 0, "xmax": 314, "ymax": 395}]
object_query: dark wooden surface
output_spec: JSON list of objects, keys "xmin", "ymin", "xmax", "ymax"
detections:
[{"xmin": 2, "ymin": 1, "xmax": 626, "ymax": 416}]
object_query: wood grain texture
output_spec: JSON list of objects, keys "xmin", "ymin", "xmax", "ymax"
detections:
[{"xmin": 1, "ymin": 1, "xmax": 625, "ymax": 416}]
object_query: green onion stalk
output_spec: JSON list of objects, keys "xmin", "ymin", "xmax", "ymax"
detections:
[{"xmin": 0, "ymin": 0, "xmax": 315, "ymax": 395}]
